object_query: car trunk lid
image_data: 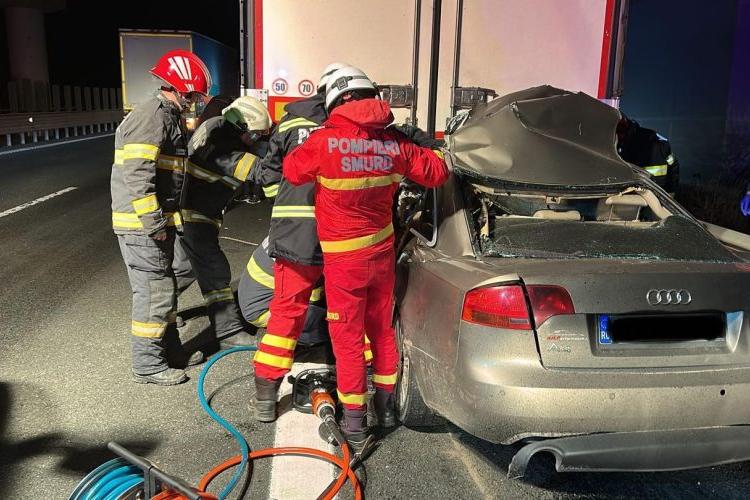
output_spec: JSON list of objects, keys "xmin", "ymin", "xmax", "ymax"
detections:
[{"xmin": 484, "ymin": 258, "xmax": 750, "ymax": 369}]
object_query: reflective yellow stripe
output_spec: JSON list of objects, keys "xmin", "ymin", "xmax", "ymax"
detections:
[
  {"xmin": 271, "ymin": 205, "xmax": 315, "ymax": 218},
  {"xmin": 247, "ymin": 255, "xmax": 274, "ymax": 289},
  {"xmin": 372, "ymin": 372, "xmax": 398, "ymax": 385},
  {"xmin": 277, "ymin": 117, "xmax": 318, "ymax": 133},
  {"xmin": 123, "ymin": 143, "xmax": 159, "ymax": 161},
  {"xmin": 310, "ymin": 287, "xmax": 323, "ymax": 302},
  {"xmin": 233, "ymin": 153, "xmax": 257, "ymax": 181},
  {"xmin": 114, "ymin": 149, "xmax": 124, "ymax": 165},
  {"xmin": 254, "ymin": 350, "xmax": 294, "ymax": 370},
  {"xmin": 186, "ymin": 161, "xmax": 222, "ymax": 182},
  {"xmin": 320, "ymin": 223, "xmax": 394, "ymax": 253},
  {"xmin": 249, "ymin": 310, "xmax": 270, "ymax": 328},
  {"xmin": 132, "ymin": 194, "xmax": 159, "ymax": 215},
  {"xmin": 644, "ymin": 164, "xmax": 668, "ymax": 176},
  {"xmin": 203, "ymin": 287, "xmax": 234, "ymax": 305},
  {"xmin": 260, "ymin": 333, "xmax": 297, "ymax": 350},
  {"xmin": 112, "ymin": 211, "xmax": 182, "ymax": 229},
  {"xmin": 364, "ymin": 333, "xmax": 373, "ymax": 361},
  {"xmin": 317, "ymin": 174, "xmax": 403, "ymax": 190},
  {"xmin": 181, "ymin": 209, "xmax": 222, "ymax": 229},
  {"xmin": 157, "ymin": 154, "xmax": 184, "ymax": 172},
  {"xmin": 263, "ymin": 184, "xmax": 280, "ymax": 197},
  {"xmin": 432, "ymin": 149, "xmax": 445, "ymax": 160},
  {"xmin": 131, "ymin": 320, "xmax": 166, "ymax": 338},
  {"xmin": 337, "ymin": 390, "xmax": 367, "ymax": 406}
]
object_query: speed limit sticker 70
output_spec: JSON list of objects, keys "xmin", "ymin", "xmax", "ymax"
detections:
[{"xmin": 298, "ymin": 80, "xmax": 315, "ymax": 96}]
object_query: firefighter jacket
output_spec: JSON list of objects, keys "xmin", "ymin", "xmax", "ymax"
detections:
[
  {"xmin": 253, "ymin": 95, "xmax": 327, "ymax": 266},
  {"xmin": 618, "ymin": 121, "xmax": 679, "ymax": 193},
  {"xmin": 111, "ymin": 94, "xmax": 189, "ymax": 236},
  {"xmin": 184, "ymin": 116, "xmax": 266, "ymax": 225},
  {"xmin": 283, "ymin": 99, "xmax": 450, "ymax": 260}
]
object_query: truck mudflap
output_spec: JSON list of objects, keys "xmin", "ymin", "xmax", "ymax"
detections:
[{"xmin": 508, "ymin": 426, "xmax": 750, "ymax": 478}]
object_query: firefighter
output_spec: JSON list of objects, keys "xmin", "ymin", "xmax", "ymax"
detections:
[
  {"xmin": 181, "ymin": 96, "xmax": 271, "ymax": 348},
  {"xmin": 112, "ymin": 50, "xmax": 212, "ymax": 385},
  {"xmin": 617, "ymin": 115, "xmax": 680, "ymax": 195},
  {"xmin": 282, "ymin": 66, "xmax": 450, "ymax": 448},
  {"xmin": 249, "ymin": 62, "xmax": 348, "ymax": 422}
]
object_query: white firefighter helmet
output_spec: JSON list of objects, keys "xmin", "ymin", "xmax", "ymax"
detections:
[
  {"xmin": 222, "ymin": 96, "xmax": 272, "ymax": 132},
  {"xmin": 325, "ymin": 66, "xmax": 377, "ymax": 111},
  {"xmin": 317, "ymin": 62, "xmax": 350, "ymax": 91}
]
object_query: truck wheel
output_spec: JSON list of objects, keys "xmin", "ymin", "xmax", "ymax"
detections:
[{"xmin": 395, "ymin": 319, "xmax": 444, "ymax": 428}]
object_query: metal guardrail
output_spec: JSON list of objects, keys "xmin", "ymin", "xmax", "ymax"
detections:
[{"xmin": 0, "ymin": 110, "xmax": 124, "ymax": 147}]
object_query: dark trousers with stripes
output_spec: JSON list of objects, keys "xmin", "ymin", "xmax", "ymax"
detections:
[
  {"xmin": 180, "ymin": 221, "xmax": 245, "ymax": 339},
  {"xmin": 118, "ymin": 230, "xmax": 194, "ymax": 375}
]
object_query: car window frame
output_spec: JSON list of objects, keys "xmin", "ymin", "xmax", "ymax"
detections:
[{"xmin": 409, "ymin": 187, "xmax": 438, "ymax": 247}]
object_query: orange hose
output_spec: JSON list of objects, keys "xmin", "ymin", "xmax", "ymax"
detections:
[{"xmin": 196, "ymin": 445, "xmax": 361, "ymax": 500}]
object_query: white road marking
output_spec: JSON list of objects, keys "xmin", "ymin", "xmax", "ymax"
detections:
[
  {"xmin": 0, "ymin": 133, "xmax": 115, "ymax": 157},
  {"xmin": 268, "ymin": 362, "xmax": 337, "ymax": 500},
  {"xmin": 218, "ymin": 236, "xmax": 259, "ymax": 246},
  {"xmin": 0, "ymin": 187, "xmax": 78, "ymax": 219}
]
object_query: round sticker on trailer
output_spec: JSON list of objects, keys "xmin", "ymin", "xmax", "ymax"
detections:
[
  {"xmin": 298, "ymin": 79, "xmax": 315, "ymax": 97},
  {"xmin": 272, "ymin": 78, "xmax": 288, "ymax": 95}
]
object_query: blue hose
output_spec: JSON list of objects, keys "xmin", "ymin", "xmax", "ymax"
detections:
[
  {"xmin": 68, "ymin": 458, "xmax": 142, "ymax": 500},
  {"xmin": 197, "ymin": 345, "xmax": 257, "ymax": 500},
  {"xmin": 70, "ymin": 346, "xmax": 256, "ymax": 500}
]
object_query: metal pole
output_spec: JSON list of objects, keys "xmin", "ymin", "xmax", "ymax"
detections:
[
  {"xmin": 426, "ymin": 0, "xmax": 442, "ymax": 135},
  {"xmin": 239, "ymin": 0, "xmax": 248, "ymax": 93},
  {"xmin": 246, "ymin": 0, "xmax": 256, "ymax": 91},
  {"xmin": 449, "ymin": 0, "xmax": 463, "ymax": 118},
  {"xmin": 410, "ymin": 0, "xmax": 422, "ymax": 126}
]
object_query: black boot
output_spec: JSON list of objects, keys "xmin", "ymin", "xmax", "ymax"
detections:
[
  {"xmin": 374, "ymin": 389, "xmax": 397, "ymax": 428},
  {"xmin": 341, "ymin": 407, "xmax": 370, "ymax": 453},
  {"xmin": 252, "ymin": 376, "xmax": 281, "ymax": 422},
  {"xmin": 133, "ymin": 368, "xmax": 188, "ymax": 386},
  {"xmin": 218, "ymin": 330, "xmax": 256, "ymax": 350},
  {"xmin": 163, "ymin": 327, "xmax": 204, "ymax": 368}
]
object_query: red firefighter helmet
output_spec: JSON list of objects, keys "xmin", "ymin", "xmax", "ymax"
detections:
[{"xmin": 150, "ymin": 50, "xmax": 213, "ymax": 96}]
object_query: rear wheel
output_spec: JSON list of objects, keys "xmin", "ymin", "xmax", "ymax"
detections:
[{"xmin": 395, "ymin": 318, "xmax": 444, "ymax": 428}]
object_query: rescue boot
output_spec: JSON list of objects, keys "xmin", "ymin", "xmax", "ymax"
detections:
[
  {"xmin": 252, "ymin": 376, "xmax": 281, "ymax": 422},
  {"xmin": 133, "ymin": 368, "xmax": 188, "ymax": 386},
  {"xmin": 163, "ymin": 328, "xmax": 205, "ymax": 368},
  {"xmin": 218, "ymin": 330, "xmax": 256, "ymax": 350},
  {"xmin": 373, "ymin": 388, "xmax": 397, "ymax": 428},
  {"xmin": 341, "ymin": 407, "xmax": 370, "ymax": 453}
]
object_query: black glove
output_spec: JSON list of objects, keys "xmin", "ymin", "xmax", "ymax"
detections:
[{"xmin": 390, "ymin": 123, "xmax": 445, "ymax": 149}]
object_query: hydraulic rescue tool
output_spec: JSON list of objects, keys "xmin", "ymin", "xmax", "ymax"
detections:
[{"xmin": 70, "ymin": 347, "xmax": 366, "ymax": 500}]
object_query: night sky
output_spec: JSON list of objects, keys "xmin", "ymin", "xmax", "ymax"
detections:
[{"xmin": 44, "ymin": 0, "xmax": 239, "ymax": 88}]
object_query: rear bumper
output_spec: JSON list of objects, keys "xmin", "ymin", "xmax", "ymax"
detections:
[
  {"xmin": 508, "ymin": 426, "xmax": 750, "ymax": 477},
  {"xmin": 423, "ymin": 324, "xmax": 750, "ymax": 445}
]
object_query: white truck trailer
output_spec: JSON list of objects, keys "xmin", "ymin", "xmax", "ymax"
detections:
[
  {"xmin": 119, "ymin": 29, "xmax": 239, "ymax": 112},
  {"xmin": 238, "ymin": 0, "xmax": 629, "ymax": 132}
]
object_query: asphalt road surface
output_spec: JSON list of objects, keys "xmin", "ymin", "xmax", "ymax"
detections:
[{"xmin": 2, "ymin": 136, "xmax": 750, "ymax": 499}]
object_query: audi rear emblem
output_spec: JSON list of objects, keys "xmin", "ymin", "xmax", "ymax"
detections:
[{"xmin": 646, "ymin": 289, "xmax": 692, "ymax": 306}]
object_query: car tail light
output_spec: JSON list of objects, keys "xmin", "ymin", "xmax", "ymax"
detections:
[
  {"xmin": 526, "ymin": 285, "xmax": 575, "ymax": 327},
  {"xmin": 461, "ymin": 285, "xmax": 532, "ymax": 330}
]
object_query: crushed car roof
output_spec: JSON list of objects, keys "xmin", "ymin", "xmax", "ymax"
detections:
[{"xmin": 448, "ymin": 85, "xmax": 644, "ymax": 187}]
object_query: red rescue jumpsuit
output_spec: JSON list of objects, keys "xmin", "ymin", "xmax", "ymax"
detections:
[{"xmin": 283, "ymin": 99, "xmax": 449, "ymax": 409}]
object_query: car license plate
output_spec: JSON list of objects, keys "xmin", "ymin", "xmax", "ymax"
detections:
[{"xmin": 598, "ymin": 315, "xmax": 612, "ymax": 344}]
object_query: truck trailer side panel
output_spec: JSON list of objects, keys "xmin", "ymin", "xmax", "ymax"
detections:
[{"xmin": 247, "ymin": 0, "xmax": 619, "ymax": 128}]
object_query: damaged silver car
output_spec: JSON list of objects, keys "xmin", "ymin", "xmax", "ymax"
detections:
[{"xmin": 394, "ymin": 86, "xmax": 750, "ymax": 476}]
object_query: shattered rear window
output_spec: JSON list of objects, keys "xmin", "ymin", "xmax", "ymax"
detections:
[{"xmin": 483, "ymin": 215, "xmax": 739, "ymax": 262}]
